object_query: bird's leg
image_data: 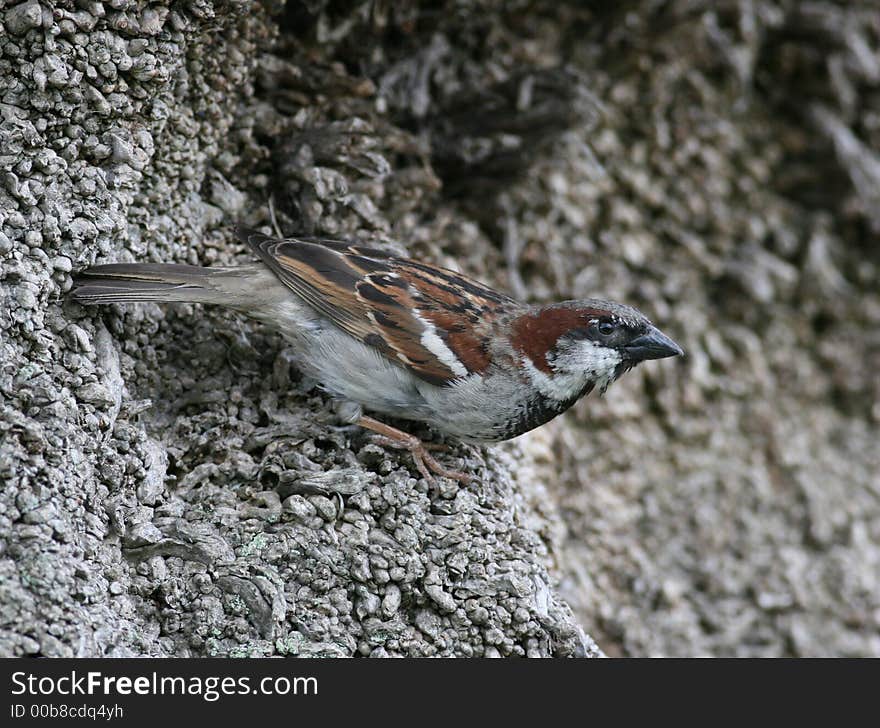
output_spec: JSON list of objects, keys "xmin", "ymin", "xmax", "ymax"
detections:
[
  {"xmin": 356, "ymin": 415, "xmax": 472, "ymax": 484},
  {"xmin": 420, "ymin": 442, "xmax": 451, "ymax": 452}
]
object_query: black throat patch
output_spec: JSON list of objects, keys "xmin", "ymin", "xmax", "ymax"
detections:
[{"xmin": 500, "ymin": 381, "xmax": 596, "ymax": 440}]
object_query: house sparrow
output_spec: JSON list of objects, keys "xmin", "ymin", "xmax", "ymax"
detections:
[{"xmin": 71, "ymin": 226, "xmax": 683, "ymax": 482}]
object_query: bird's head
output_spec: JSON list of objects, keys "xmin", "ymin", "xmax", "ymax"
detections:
[{"xmin": 510, "ymin": 299, "xmax": 683, "ymax": 402}]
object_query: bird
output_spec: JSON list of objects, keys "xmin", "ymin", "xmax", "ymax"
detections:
[{"xmin": 70, "ymin": 225, "xmax": 683, "ymax": 482}]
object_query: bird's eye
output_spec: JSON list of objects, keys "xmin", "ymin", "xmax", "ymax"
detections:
[{"xmin": 597, "ymin": 321, "xmax": 615, "ymax": 336}]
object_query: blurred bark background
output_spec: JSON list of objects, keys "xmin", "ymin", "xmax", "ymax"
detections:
[{"xmin": 1, "ymin": 0, "xmax": 878, "ymax": 656}]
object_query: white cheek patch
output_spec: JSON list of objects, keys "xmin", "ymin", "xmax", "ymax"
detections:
[
  {"xmin": 521, "ymin": 357, "xmax": 582, "ymax": 401},
  {"xmin": 523, "ymin": 339, "xmax": 622, "ymax": 401},
  {"xmin": 565, "ymin": 339, "xmax": 622, "ymax": 378}
]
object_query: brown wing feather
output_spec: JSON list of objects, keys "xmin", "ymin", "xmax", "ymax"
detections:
[{"xmin": 236, "ymin": 226, "xmax": 519, "ymax": 386}]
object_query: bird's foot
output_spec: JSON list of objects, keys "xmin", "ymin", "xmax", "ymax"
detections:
[{"xmin": 356, "ymin": 415, "xmax": 472, "ymax": 484}]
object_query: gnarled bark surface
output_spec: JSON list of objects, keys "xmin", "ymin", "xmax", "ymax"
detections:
[{"xmin": 1, "ymin": 0, "xmax": 877, "ymax": 657}]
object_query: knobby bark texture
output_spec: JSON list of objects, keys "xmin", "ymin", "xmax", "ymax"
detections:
[{"xmin": 1, "ymin": 0, "xmax": 877, "ymax": 657}]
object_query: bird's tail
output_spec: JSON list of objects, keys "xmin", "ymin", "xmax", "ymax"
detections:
[{"xmin": 70, "ymin": 263, "xmax": 262, "ymax": 306}]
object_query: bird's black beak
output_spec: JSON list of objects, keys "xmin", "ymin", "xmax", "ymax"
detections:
[{"xmin": 623, "ymin": 325, "xmax": 684, "ymax": 361}]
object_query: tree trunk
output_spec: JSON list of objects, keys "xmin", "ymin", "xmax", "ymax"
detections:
[{"xmin": 1, "ymin": 0, "xmax": 877, "ymax": 657}]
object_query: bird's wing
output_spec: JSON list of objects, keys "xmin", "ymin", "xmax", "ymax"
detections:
[{"xmin": 236, "ymin": 226, "xmax": 518, "ymax": 386}]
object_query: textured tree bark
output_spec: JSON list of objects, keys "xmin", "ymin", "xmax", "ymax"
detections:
[{"xmin": 1, "ymin": 0, "xmax": 878, "ymax": 657}]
